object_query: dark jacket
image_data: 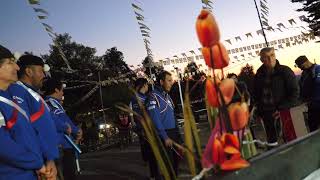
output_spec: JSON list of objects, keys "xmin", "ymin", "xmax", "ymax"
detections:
[
  {"xmin": 254, "ymin": 61, "xmax": 299, "ymax": 113},
  {"xmin": 299, "ymin": 64, "xmax": 320, "ymax": 108}
]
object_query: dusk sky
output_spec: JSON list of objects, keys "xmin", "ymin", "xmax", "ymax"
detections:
[{"xmin": 1, "ymin": 0, "xmax": 318, "ymax": 73}]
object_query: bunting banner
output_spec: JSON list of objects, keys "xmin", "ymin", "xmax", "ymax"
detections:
[
  {"xmin": 288, "ymin": 19, "xmax": 296, "ymax": 25},
  {"xmin": 132, "ymin": 3, "xmax": 143, "ymax": 12},
  {"xmin": 134, "ymin": 11, "xmax": 144, "ymax": 21},
  {"xmin": 235, "ymin": 36, "xmax": 242, "ymax": 41},
  {"xmin": 73, "ymin": 85, "xmax": 100, "ymax": 106},
  {"xmin": 159, "ymin": 16, "xmax": 314, "ymax": 68},
  {"xmin": 225, "ymin": 39, "xmax": 232, "ymax": 45},
  {"xmin": 131, "ymin": 2, "xmax": 153, "ymax": 59},
  {"xmin": 28, "ymin": 0, "xmax": 40, "ymax": 5},
  {"xmin": 201, "ymin": 0, "xmax": 213, "ymax": 10},
  {"xmin": 245, "ymin": 33, "xmax": 253, "ymax": 38},
  {"xmin": 64, "ymin": 84, "xmax": 94, "ymax": 90},
  {"xmin": 27, "ymin": 0, "xmax": 72, "ymax": 70},
  {"xmin": 160, "ymin": 31, "xmax": 318, "ymax": 69},
  {"xmin": 260, "ymin": 0, "xmax": 270, "ymax": 28}
]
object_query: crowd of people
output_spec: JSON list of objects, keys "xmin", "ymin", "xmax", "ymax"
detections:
[
  {"xmin": 130, "ymin": 47, "xmax": 320, "ymax": 179},
  {"xmin": 0, "ymin": 45, "xmax": 81, "ymax": 180},
  {"xmin": 1, "ymin": 42, "xmax": 319, "ymax": 180}
]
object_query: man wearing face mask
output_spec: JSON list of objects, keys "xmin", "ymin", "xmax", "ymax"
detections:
[
  {"xmin": 295, "ymin": 56, "xmax": 320, "ymax": 132},
  {"xmin": 146, "ymin": 71, "xmax": 182, "ymax": 178},
  {"xmin": 254, "ymin": 47, "xmax": 299, "ymax": 146},
  {"xmin": 8, "ymin": 55, "xmax": 59, "ymax": 180}
]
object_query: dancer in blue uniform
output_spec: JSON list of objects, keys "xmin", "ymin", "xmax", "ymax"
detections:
[
  {"xmin": 43, "ymin": 78, "xmax": 82, "ymax": 180},
  {"xmin": 0, "ymin": 45, "xmax": 46, "ymax": 180},
  {"xmin": 146, "ymin": 71, "xmax": 182, "ymax": 178},
  {"xmin": 8, "ymin": 54, "xmax": 58, "ymax": 179}
]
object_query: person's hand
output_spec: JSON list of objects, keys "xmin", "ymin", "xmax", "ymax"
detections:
[
  {"xmin": 165, "ymin": 138, "xmax": 173, "ymax": 148},
  {"xmin": 272, "ymin": 111, "xmax": 280, "ymax": 120},
  {"xmin": 36, "ymin": 165, "xmax": 48, "ymax": 179},
  {"xmin": 37, "ymin": 165, "xmax": 46, "ymax": 175},
  {"xmin": 45, "ymin": 160, "xmax": 57, "ymax": 180},
  {"xmin": 66, "ymin": 123, "xmax": 72, "ymax": 135}
]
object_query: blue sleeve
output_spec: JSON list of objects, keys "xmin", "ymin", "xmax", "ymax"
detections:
[
  {"xmin": 61, "ymin": 113, "xmax": 79, "ymax": 137},
  {"xmin": 0, "ymin": 128, "xmax": 43, "ymax": 170},
  {"xmin": 51, "ymin": 111, "xmax": 68, "ymax": 133},
  {"xmin": 146, "ymin": 97, "xmax": 168, "ymax": 140},
  {"xmin": 32, "ymin": 109, "xmax": 59, "ymax": 161}
]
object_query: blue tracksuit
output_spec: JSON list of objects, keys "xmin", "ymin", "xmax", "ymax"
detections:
[
  {"xmin": 45, "ymin": 96, "xmax": 79, "ymax": 149},
  {"xmin": 8, "ymin": 82, "xmax": 59, "ymax": 161},
  {"xmin": 131, "ymin": 92, "xmax": 147, "ymax": 131},
  {"xmin": 146, "ymin": 86, "xmax": 177, "ymax": 140},
  {"xmin": 0, "ymin": 90, "xmax": 43, "ymax": 180}
]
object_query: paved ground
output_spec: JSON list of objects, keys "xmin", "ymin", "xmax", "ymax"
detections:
[
  {"xmin": 76, "ymin": 122, "xmax": 267, "ymax": 180},
  {"xmin": 77, "ymin": 145, "xmax": 150, "ymax": 180},
  {"xmin": 77, "ymin": 122, "xmax": 212, "ymax": 180}
]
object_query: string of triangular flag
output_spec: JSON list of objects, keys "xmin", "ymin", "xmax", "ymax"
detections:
[
  {"xmin": 73, "ymin": 84, "xmax": 100, "ymax": 107},
  {"xmin": 131, "ymin": 1, "xmax": 153, "ymax": 59},
  {"xmin": 260, "ymin": 0, "xmax": 270, "ymax": 28},
  {"xmin": 63, "ymin": 69, "xmax": 138, "ymax": 88},
  {"xmin": 223, "ymin": 15, "xmax": 309, "ymax": 45},
  {"xmin": 159, "ymin": 15, "xmax": 310, "ymax": 63},
  {"xmin": 159, "ymin": 32, "xmax": 317, "ymax": 69},
  {"xmin": 27, "ymin": 0, "xmax": 72, "ymax": 70},
  {"xmin": 201, "ymin": 0, "xmax": 213, "ymax": 10},
  {"xmin": 64, "ymin": 83, "xmax": 94, "ymax": 90},
  {"xmin": 221, "ymin": 32, "xmax": 317, "ymax": 71}
]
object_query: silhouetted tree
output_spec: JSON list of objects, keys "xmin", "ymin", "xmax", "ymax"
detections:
[{"xmin": 291, "ymin": 0, "xmax": 320, "ymax": 36}]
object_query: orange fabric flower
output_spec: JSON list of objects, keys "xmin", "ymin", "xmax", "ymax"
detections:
[
  {"xmin": 211, "ymin": 133, "xmax": 249, "ymax": 171},
  {"xmin": 206, "ymin": 78, "xmax": 235, "ymax": 107},
  {"xmin": 202, "ymin": 43, "xmax": 229, "ymax": 69},
  {"xmin": 196, "ymin": 9, "xmax": 220, "ymax": 47},
  {"xmin": 228, "ymin": 102, "xmax": 250, "ymax": 131}
]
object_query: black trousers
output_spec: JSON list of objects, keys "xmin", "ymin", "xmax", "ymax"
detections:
[
  {"xmin": 62, "ymin": 149, "xmax": 77, "ymax": 180},
  {"xmin": 308, "ymin": 106, "xmax": 320, "ymax": 132},
  {"xmin": 148, "ymin": 128, "xmax": 182, "ymax": 179},
  {"xmin": 164, "ymin": 129, "xmax": 182, "ymax": 176},
  {"xmin": 261, "ymin": 110, "xmax": 278, "ymax": 144}
]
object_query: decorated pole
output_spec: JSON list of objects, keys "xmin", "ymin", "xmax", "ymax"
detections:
[
  {"xmin": 174, "ymin": 67, "xmax": 184, "ymax": 110},
  {"xmin": 98, "ymin": 71, "xmax": 107, "ymax": 130},
  {"xmin": 253, "ymin": 0, "xmax": 269, "ymax": 46}
]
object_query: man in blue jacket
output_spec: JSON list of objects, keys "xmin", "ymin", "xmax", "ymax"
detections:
[
  {"xmin": 131, "ymin": 78, "xmax": 161, "ymax": 178},
  {"xmin": 146, "ymin": 71, "xmax": 182, "ymax": 177},
  {"xmin": 0, "ymin": 45, "xmax": 46, "ymax": 180},
  {"xmin": 8, "ymin": 54, "xmax": 58, "ymax": 179},
  {"xmin": 295, "ymin": 56, "xmax": 320, "ymax": 132},
  {"xmin": 43, "ymin": 78, "xmax": 82, "ymax": 180}
]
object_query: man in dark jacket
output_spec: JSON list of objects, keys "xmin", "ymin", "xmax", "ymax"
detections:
[
  {"xmin": 254, "ymin": 47, "xmax": 299, "ymax": 145},
  {"xmin": 295, "ymin": 56, "xmax": 320, "ymax": 132}
]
